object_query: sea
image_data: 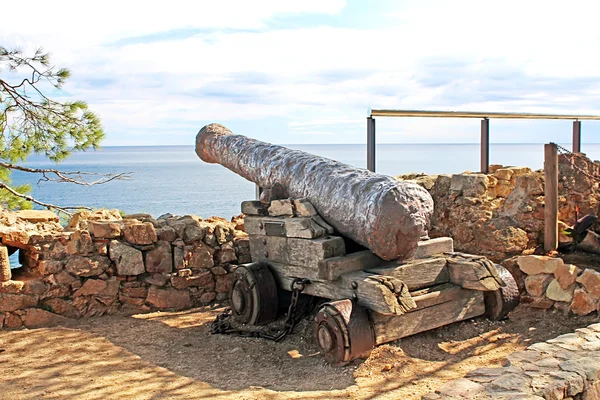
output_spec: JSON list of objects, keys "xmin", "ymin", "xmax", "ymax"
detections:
[{"xmin": 11, "ymin": 143, "xmax": 600, "ymax": 220}]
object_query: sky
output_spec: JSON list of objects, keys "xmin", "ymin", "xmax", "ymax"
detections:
[{"xmin": 2, "ymin": 0, "xmax": 600, "ymax": 146}]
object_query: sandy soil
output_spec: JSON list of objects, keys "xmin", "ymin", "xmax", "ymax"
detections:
[{"xmin": 0, "ymin": 305, "xmax": 596, "ymax": 400}]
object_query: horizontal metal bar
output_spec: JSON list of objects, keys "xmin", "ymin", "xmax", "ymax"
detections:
[{"xmin": 369, "ymin": 109, "xmax": 600, "ymax": 120}]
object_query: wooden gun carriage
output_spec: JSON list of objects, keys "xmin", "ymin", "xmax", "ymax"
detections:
[{"xmin": 195, "ymin": 123, "xmax": 519, "ymax": 365}]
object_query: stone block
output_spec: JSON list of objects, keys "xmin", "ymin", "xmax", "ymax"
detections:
[
  {"xmin": 109, "ymin": 241, "xmax": 144, "ymax": 276},
  {"xmin": 120, "ymin": 286, "xmax": 148, "ymax": 298},
  {"xmin": 293, "ymin": 198, "xmax": 317, "ymax": 217},
  {"xmin": 183, "ymin": 221, "xmax": 206, "ymax": 243},
  {"xmin": 4, "ymin": 313, "xmax": 23, "ymax": 328},
  {"xmin": 122, "ymin": 222, "xmax": 157, "ymax": 245},
  {"xmin": 38, "ymin": 260, "xmax": 64, "ymax": 275},
  {"xmin": 560, "ymin": 357, "xmax": 600, "ymax": 381},
  {"xmin": 67, "ymin": 230, "xmax": 94, "ymax": 255},
  {"xmin": 216, "ymin": 275, "xmax": 233, "ymax": 293},
  {"xmin": 525, "ymin": 274, "xmax": 554, "ymax": 297},
  {"xmin": 555, "ymin": 263, "xmax": 582, "ymax": 290},
  {"xmin": 42, "ymin": 298, "xmax": 79, "ymax": 318},
  {"xmin": 145, "ymin": 241, "xmax": 173, "ymax": 274},
  {"xmin": 450, "ymin": 174, "xmax": 488, "ymax": 197},
  {"xmin": 170, "ymin": 271, "xmax": 213, "ymax": 290},
  {"xmin": 16, "ymin": 210, "xmax": 59, "ymax": 223},
  {"xmin": 2, "ymin": 231, "xmax": 30, "ymax": 247},
  {"xmin": 215, "ymin": 246, "xmax": 237, "ymax": 264},
  {"xmin": 23, "ymin": 279, "xmax": 46, "ymax": 295},
  {"xmin": 241, "ymin": 200, "xmax": 266, "ymax": 216},
  {"xmin": 65, "ymin": 255, "xmax": 109, "ymax": 277},
  {"xmin": 22, "ymin": 308, "xmax": 71, "ymax": 328},
  {"xmin": 249, "ymin": 235, "xmax": 345, "ymax": 269},
  {"xmin": 88, "ymin": 221, "xmax": 122, "ymax": 239},
  {"xmin": 199, "ymin": 291, "xmax": 216, "ymax": 304},
  {"xmin": 268, "ymin": 199, "xmax": 294, "ymax": 216},
  {"xmin": 187, "ymin": 242, "xmax": 215, "ymax": 271},
  {"xmin": 156, "ymin": 226, "xmax": 177, "ymax": 242},
  {"xmin": 518, "ymin": 255, "xmax": 564, "ymax": 275},
  {"xmin": 74, "ymin": 279, "xmax": 107, "ymax": 296},
  {"xmin": 0, "ymin": 280, "xmax": 25, "ymax": 294},
  {"xmin": 0, "ymin": 293, "xmax": 38, "ymax": 312},
  {"xmin": 576, "ymin": 269, "xmax": 600, "ymax": 299},
  {"xmin": 435, "ymin": 378, "xmax": 485, "ymax": 398},
  {"xmin": 546, "ymin": 279, "xmax": 575, "ymax": 303},
  {"xmin": 570, "ymin": 288, "xmax": 597, "ymax": 316},
  {"xmin": 146, "ymin": 286, "xmax": 191, "ymax": 310},
  {"xmin": 144, "ymin": 273, "xmax": 169, "ymax": 287}
]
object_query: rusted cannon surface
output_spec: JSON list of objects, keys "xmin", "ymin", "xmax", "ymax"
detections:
[{"xmin": 196, "ymin": 123, "xmax": 434, "ymax": 260}]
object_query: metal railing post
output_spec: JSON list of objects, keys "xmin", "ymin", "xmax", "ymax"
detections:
[
  {"xmin": 573, "ymin": 120, "xmax": 581, "ymax": 153},
  {"xmin": 367, "ymin": 117, "xmax": 376, "ymax": 172},
  {"xmin": 480, "ymin": 118, "xmax": 490, "ymax": 174}
]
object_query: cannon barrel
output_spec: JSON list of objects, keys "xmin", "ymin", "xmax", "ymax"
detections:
[{"xmin": 196, "ymin": 124, "xmax": 434, "ymax": 260}]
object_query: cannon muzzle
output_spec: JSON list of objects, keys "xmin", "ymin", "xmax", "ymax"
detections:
[{"xmin": 196, "ymin": 124, "xmax": 433, "ymax": 261}]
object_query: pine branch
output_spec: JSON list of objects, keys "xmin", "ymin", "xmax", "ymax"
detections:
[
  {"xmin": 0, "ymin": 180, "xmax": 91, "ymax": 216},
  {"xmin": 0, "ymin": 162, "xmax": 133, "ymax": 186}
]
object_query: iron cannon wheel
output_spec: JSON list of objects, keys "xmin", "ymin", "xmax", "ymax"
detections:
[
  {"xmin": 485, "ymin": 264, "xmax": 520, "ymax": 320},
  {"xmin": 229, "ymin": 263, "xmax": 279, "ymax": 325},
  {"xmin": 314, "ymin": 299, "xmax": 375, "ymax": 366}
]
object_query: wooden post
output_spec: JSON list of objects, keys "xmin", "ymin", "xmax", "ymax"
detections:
[
  {"xmin": 480, "ymin": 118, "xmax": 489, "ymax": 173},
  {"xmin": 573, "ymin": 120, "xmax": 581, "ymax": 153},
  {"xmin": 367, "ymin": 117, "xmax": 376, "ymax": 172},
  {"xmin": 0, "ymin": 245, "xmax": 11, "ymax": 282},
  {"xmin": 544, "ymin": 143, "xmax": 558, "ymax": 252}
]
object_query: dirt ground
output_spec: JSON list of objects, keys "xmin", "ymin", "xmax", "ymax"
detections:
[{"xmin": 0, "ymin": 304, "xmax": 596, "ymax": 400}]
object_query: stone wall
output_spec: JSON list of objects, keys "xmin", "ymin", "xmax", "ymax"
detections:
[
  {"xmin": 424, "ymin": 322, "xmax": 600, "ymax": 399},
  {"xmin": 516, "ymin": 255, "xmax": 600, "ymax": 317},
  {"xmin": 0, "ymin": 210, "xmax": 249, "ymax": 329},
  {"xmin": 397, "ymin": 153, "xmax": 600, "ymax": 262}
]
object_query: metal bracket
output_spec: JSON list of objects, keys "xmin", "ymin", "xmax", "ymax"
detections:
[{"xmin": 264, "ymin": 221, "xmax": 286, "ymax": 237}]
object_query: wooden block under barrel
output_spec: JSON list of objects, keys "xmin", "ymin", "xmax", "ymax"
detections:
[
  {"xmin": 249, "ymin": 235, "xmax": 345, "ymax": 270},
  {"xmin": 245, "ymin": 216, "xmax": 326, "ymax": 239},
  {"xmin": 409, "ymin": 237, "xmax": 454, "ymax": 260},
  {"xmin": 318, "ymin": 250, "xmax": 384, "ymax": 281},
  {"xmin": 370, "ymin": 284, "xmax": 486, "ymax": 345},
  {"xmin": 366, "ymin": 257, "xmax": 449, "ymax": 291}
]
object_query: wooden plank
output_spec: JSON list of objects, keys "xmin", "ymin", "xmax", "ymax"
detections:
[
  {"xmin": 445, "ymin": 254, "xmax": 502, "ymax": 291},
  {"xmin": 410, "ymin": 237, "xmax": 454, "ymax": 260},
  {"xmin": 365, "ymin": 257, "xmax": 449, "ymax": 291},
  {"xmin": 544, "ymin": 143, "xmax": 558, "ymax": 252},
  {"xmin": 249, "ymin": 235, "xmax": 345, "ymax": 269},
  {"xmin": 317, "ymin": 250, "xmax": 384, "ymax": 281},
  {"xmin": 244, "ymin": 216, "xmax": 326, "ymax": 239},
  {"xmin": 371, "ymin": 289, "xmax": 485, "ymax": 345},
  {"xmin": 271, "ymin": 267, "xmax": 415, "ymax": 316}
]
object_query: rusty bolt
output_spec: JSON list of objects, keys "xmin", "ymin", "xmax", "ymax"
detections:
[
  {"xmin": 351, "ymin": 281, "xmax": 358, "ymax": 289},
  {"xmin": 262, "ymin": 238, "xmax": 267, "ymax": 245},
  {"xmin": 264, "ymin": 251, "xmax": 269, "ymax": 258},
  {"xmin": 259, "ymin": 222, "xmax": 264, "ymax": 230}
]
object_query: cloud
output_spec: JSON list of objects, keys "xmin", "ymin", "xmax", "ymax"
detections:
[{"xmin": 2, "ymin": 0, "xmax": 600, "ymax": 145}]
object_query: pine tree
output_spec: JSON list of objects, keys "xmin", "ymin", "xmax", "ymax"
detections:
[{"xmin": 0, "ymin": 46, "xmax": 128, "ymax": 214}]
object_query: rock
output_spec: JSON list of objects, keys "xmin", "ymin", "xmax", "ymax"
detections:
[
  {"xmin": 546, "ymin": 279, "xmax": 575, "ymax": 302},
  {"xmin": 74, "ymin": 279, "xmax": 107, "ymax": 296},
  {"xmin": 559, "ymin": 357, "xmax": 600, "ymax": 381},
  {"xmin": 183, "ymin": 221, "xmax": 206, "ymax": 243},
  {"xmin": 88, "ymin": 221, "xmax": 122, "ymax": 239},
  {"xmin": 16, "ymin": 210, "xmax": 59, "ymax": 223},
  {"xmin": 65, "ymin": 255, "xmax": 110, "ymax": 277},
  {"xmin": 214, "ymin": 223, "xmax": 233, "ymax": 244},
  {"xmin": 187, "ymin": 242, "xmax": 215, "ymax": 271},
  {"xmin": 42, "ymin": 298, "xmax": 79, "ymax": 318},
  {"xmin": 570, "ymin": 288, "xmax": 597, "ymax": 316},
  {"xmin": 122, "ymin": 222, "xmax": 157, "ymax": 245},
  {"xmin": 293, "ymin": 198, "xmax": 318, "ymax": 217},
  {"xmin": 120, "ymin": 286, "xmax": 147, "ymax": 298},
  {"xmin": 215, "ymin": 246, "xmax": 237, "ymax": 265},
  {"xmin": 477, "ymin": 226, "xmax": 529, "ymax": 254},
  {"xmin": 494, "ymin": 168, "xmax": 514, "ymax": 181},
  {"xmin": 578, "ymin": 230, "xmax": 600, "ymax": 255},
  {"xmin": 0, "ymin": 280, "xmax": 25, "ymax": 294},
  {"xmin": 518, "ymin": 255, "xmax": 564, "ymax": 275},
  {"xmin": 54, "ymin": 271, "xmax": 79, "ymax": 286},
  {"xmin": 144, "ymin": 273, "xmax": 169, "ymax": 287},
  {"xmin": 0, "ymin": 293, "xmax": 38, "ymax": 312},
  {"xmin": 435, "ymin": 378, "xmax": 485, "ymax": 398},
  {"xmin": 4, "ymin": 312, "xmax": 23, "ymax": 328},
  {"xmin": 216, "ymin": 275, "xmax": 233, "ymax": 293},
  {"xmin": 576, "ymin": 269, "xmax": 600, "ymax": 299},
  {"xmin": 450, "ymin": 174, "xmax": 488, "ymax": 197},
  {"xmin": 109, "ymin": 241, "xmax": 144, "ymax": 276},
  {"xmin": 156, "ymin": 226, "xmax": 177, "ymax": 242},
  {"xmin": 525, "ymin": 274, "xmax": 554, "ymax": 297},
  {"xmin": 94, "ymin": 241, "xmax": 108, "ymax": 255},
  {"xmin": 268, "ymin": 199, "xmax": 294, "ymax": 216},
  {"xmin": 241, "ymin": 200, "xmax": 266, "ymax": 216},
  {"xmin": 170, "ymin": 271, "xmax": 213, "ymax": 290},
  {"xmin": 146, "ymin": 286, "xmax": 191, "ymax": 310},
  {"xmin": 211, "ymin": 266, "xmax": 228, "ymax": 276},
  {"xmin": 67, "ymin": 230, "xmax": 94, "ymax": 255},
  {"xmin": 119, "ymin": 295, "xmax": 145, "ymax": 307},
  {"xmin": 2, "ymin": 231, "xmax": 30, "ymax": 247},
  {"xmin": 200, "ymin": 291, "xmax": 216, "ymax": 304},
  {"xmin": 555, "ymin": 263, "xmax": 582, "ymax": 290},
  {"xmin": 22, "ymin": 279, "xmax": 46, "ymax": 295},
  {"xmin": 37, "ymin": 260, "xmax": 64, "ymax": 275},
  {"xmin": 22, "ymin": 308, "xmax": 71, "ymax": 328},
  {"xmin": 145, "ymin": 241, "xmax": 173, "ymax": 274}
]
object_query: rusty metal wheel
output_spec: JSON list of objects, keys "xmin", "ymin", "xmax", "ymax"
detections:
[
  {"xmin": 229, "ymin": 263, "xmax": 279, "ymax": 325},
  {"xmin": 314, "ymin": 299, "xmax": 375, "ymax": 366},
  {"xmin": 485, "ymin": 264, "xmax": 520, "ymax": 320}
]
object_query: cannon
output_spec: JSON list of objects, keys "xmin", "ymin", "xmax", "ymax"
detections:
[{"xmin": 196, "ymin": 124, "xmax": 519, "ymax": 366}]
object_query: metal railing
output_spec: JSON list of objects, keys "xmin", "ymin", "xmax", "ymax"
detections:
[{"xmin": 366, "ymin": 109, "xmax": 600, "ymax": 173}]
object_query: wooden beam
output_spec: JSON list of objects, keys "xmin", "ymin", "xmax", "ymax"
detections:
[
  {"xmin": 370, "ymin": 288, "xmax": 485, "ymax": 345},
  {"xmin": 544, "ymin": 143, "xmax": 559, "ymax": 252},
  {"xmin": 366, "ymin": 257, "xmax": 449, "ymax": 291},
  {"xmin": 317, "ymin": 250, "xmax": 384, "ymax": 281}
]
